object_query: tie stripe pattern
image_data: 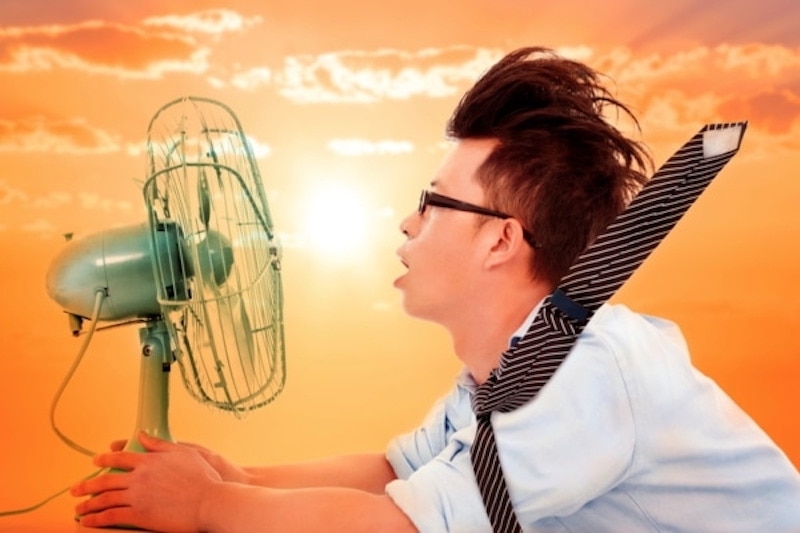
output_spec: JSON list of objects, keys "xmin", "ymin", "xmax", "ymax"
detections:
[{"xmin": 470, "ymin": 123, "xmax": 747, "ymax": 532}]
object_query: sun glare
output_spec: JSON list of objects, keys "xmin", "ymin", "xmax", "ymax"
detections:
[{"xmin": 303, "ymin": 184, "xmax": 369, "ymax": 260}]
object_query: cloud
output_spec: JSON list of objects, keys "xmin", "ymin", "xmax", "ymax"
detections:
[
  {"xmin": 0, "ymin": 179, "xmax": 132, "ymax": 237},
  {"xmin": 327, "ymin": 138, "xmax": 414, "ymax": 156},
  {"xmin": 246, "ymin": 135, "xmax": 272, "ymax": 158},
  {"xmin": 274, "ymin": 46, "xmax": 505, "ymax": 103},
  {"xmin": 33, "ymin": 191, "xmax": 71, "ymax": 209},
  {"xmin": 221, "ymin": 42, "xmax": 800, "ymax": 147},
  {"xmin": 22, "ymin": 217, "xmax": 57, "ymax": 235},
  {"xmin": 599, "ymin": 44, "xmax": 800, "ymax": 98},
  {"xmin": 77, "ymin": 192, "xmax": 133, "ymax": 213},
  {"xmin": 718, "ymin": 90, "xmax": 800, "ymax": 135},
  {"xmin": 0, "ymin": 179, "xmax": 28, "ymax": 205},
  {"xmin": 0, "ymin": 9, "xmax": 256, "ymax": 78},
  {"xmin": 142, "ymin": 9, "xmax": 262, "ymax": 35},
  {"xmin": 228, "ymin": 67, "xmax": 272, "ymax": 90},
  {"xmin": 0, "ymin": 115, "xmax": 120, "ymax": 154},
  {"xmin": 584, "ymin": 43, "xmax": 800, "ymax": 150},
  {"xmin": 715, "ymin": 43, "xmax": 800, "ymax": 78},
  {"xmin": 14, "ymin": 187, "xmax": 132, "ymax": 214}
]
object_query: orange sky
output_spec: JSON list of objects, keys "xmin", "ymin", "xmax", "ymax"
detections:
[{"xmin": 1, "ymin": 0, "xmax": 799, "ymax": 528}]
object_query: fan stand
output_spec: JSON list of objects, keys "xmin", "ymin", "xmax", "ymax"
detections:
[
  {"xmin": 77, "ymin": 320, "xmax": 174, "ymax": 528},
  {"xmin": 123, "ymin": 319, "xmax": 174, "ymax": 453}
]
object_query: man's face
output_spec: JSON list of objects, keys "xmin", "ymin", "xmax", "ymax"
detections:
[{"xmin": 394, "ymin": 138, "xmax": 497, "ymax": 325}]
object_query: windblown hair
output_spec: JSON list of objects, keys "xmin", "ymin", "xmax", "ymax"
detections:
[{"xmin": 447, "ymin": 47, "xmax": 651, "ymax": 287}]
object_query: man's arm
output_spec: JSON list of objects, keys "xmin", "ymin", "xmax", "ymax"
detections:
[
  {"xmin": 121, "ymin": 437, "xmax": 397, "ymax": 493},
  {"xmin": 242, "ymin": 453, "xmax": 399, "ymax": 494},
  {"xmin": 200, "ymin": 484, "xmax": 417, "ymax": 533},
  {"xmin": 72, "ymin": 432, "xmax": 416, "ymax": 532}
]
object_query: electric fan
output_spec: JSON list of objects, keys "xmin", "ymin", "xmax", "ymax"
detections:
[{"xmin": 45, "ymin": 96, "xmax": 285, "ymax": 454}]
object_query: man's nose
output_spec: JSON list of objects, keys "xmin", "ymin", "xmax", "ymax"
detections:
[{"xmin": 399, "ymin": 210, "xmax": 419, "ymax": 237}]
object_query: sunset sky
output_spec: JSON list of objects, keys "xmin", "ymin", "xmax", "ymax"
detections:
[{"xmin": 1, "ymin": 0, "xmax": 799, "ymax": 528}]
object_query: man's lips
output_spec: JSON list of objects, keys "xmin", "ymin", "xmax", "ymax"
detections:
[
  {"xmin": 394, "ymin": 252, "xmax": 409, "ymax": 287},
  {"xmin": 396, "ymin": 246, "xmax": 409, "ymax": 269}
]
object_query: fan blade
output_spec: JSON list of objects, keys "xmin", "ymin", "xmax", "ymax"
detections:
[
  {"xmin": 218, "ymin": 293, "xmax": 257, "ymax": 380},
  {"xmin": 198, "ymin": 170, "xmax": 212, "ymax": 230},
  {"xmin": 197, "ymin": 283, "xmax": 257, "ymax": 408}
]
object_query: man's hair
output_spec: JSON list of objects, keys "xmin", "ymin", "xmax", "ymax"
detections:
[{"xmin": 447, "ymin": 47, "xmax": 651, "ymax": 287}]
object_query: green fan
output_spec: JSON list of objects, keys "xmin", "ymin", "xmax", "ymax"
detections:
[{"xmin": 45, "ymin": 96, "xmax": 285, "ymax": 454}]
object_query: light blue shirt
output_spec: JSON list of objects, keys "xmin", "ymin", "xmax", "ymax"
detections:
[{"xmin": 385, "ymin": 304, "xmax": 800, "ymax": 532}]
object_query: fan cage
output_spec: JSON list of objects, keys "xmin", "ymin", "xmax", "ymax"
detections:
[{"xmin": 142, "ymin": 96, "xmax": 286, "ymax": 414}]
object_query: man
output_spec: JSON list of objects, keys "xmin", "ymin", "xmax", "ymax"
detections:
[{"xmin": 72, "ymin": 47, "xmax": 800, "ymax": 532}]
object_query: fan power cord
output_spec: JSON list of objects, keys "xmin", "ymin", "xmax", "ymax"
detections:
[
  {"xmin": 49, "ymin": 288, "xmax": 107, "ymax": 457},
  {"xmin": 0, "ymin": 468, "xmax": 102, "ymax": 518},
  {"xmin": 0, "ymin": 289, "xmax": 108, "ymax": 519}
]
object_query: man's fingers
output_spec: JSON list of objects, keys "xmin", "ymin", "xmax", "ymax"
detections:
[
  {"xmin": 71, "ymin": 471, "xmax": 130, "ymax": 497},
  {"xmin": 75, "ymin": 486, "xmax": 130, "ymax": 516},
  {"xmin": 91, "ymin": 452, "xmax": 142, "ymax": 472},
  {"xmin": 78, "ymin": 505, "xmax": 136, "ymax": 529},
  {"xmin": 136, "ymin": 430, "xmax": 176, "ymax": 452}
]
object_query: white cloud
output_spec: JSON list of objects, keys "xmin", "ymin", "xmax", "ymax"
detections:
[
  {"xmin": 0, "ymin": 16, "xmax": 211, "ymax": 79},
  {"xmin": 638, "ymin": 91, "xmax": 725, "ymax": 132},
  {"xmin": 0, "ymin": 45, "xmax": 211, "ymax": 79},
  {"xmin": 602, "ymin": 46, "xmax": 712, "ymax": 88},
  {"xmin": 246, "ymin": 135, "xmax": 272, "ymax": 158},
  {"xmin": 78, "ymin": 193, "xmax": 133, "ymax": 213},
  {"xmin": 0, "ymin": 116, "xmax": 121, "ymax": 154},
  {"xmin": 126, "ymin": 142, "xmax": 145, "ymax": 157},
  {"xmin": 143, "ymin": 9, "xmax": 262, "ymax": 34},
  {"xmin": 22, "ymin": 217, "xmax": 57, "ymax": 235},
  {"xmin": 230, "ymin": 67, "xmax": 272, "ymax": 90},
  {"xmin": 275, "ymin": 46, "xmax": 504, "ymax": 104},
  {"xmin": 555, "ymin": 45, "xmax": 595, "ymax": 62},
  {"xmin": 327, "ymin": 139, "xmax": 414, "ymax": 156},
  {"xmin": 715, "ymin": 43, "xmax": 800, "ymax": 78},
  {"xmin": 33, "ymin": 191, "xmax": 72, "ymax": 209},
  {"xmin": 599, "ymin": 43, "xmax": 800, "ymax": 97},
  {"xmin": 582, "ymin": 43, "xmax": 800, "ymax": 150},
  {"xmin": 0, "ymin": 179, "xmax": 28, "ymax": 205}
]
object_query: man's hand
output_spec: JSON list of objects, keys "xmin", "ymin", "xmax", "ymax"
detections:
[
  {"xmin": 72, "ymin": 432, "xmax": 417, "ymax": 532},
  {"xmin": 71, "ymin": 431, "xmax": 222, "ymax": 531},
  {"xmin": 108, "ymin": 434, "xmax": 252, "ymax": 485}
]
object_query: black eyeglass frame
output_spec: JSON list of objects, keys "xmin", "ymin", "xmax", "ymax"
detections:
[{"xmin": 418, "ymin": 189, "xmax": 541, "ymax": 248}]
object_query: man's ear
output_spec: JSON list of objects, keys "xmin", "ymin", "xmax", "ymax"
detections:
[{"xmin": 484, "ymin": 218, "xmax": 529, "ymax": 269}]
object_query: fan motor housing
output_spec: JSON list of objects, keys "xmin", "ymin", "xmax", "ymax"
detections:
[{"xmin": 45, "ymin": 223, "xmax": 183, "ymax": 321}]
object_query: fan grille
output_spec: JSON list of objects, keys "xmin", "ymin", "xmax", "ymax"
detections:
[{"xmin": 143, "ymin": 97, "xmax": 285, "ymax": 414}]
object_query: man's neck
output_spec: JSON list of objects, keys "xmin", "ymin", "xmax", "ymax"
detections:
[{"xmin": 449, "ymin": 284, "xmax": 548, "ymax": 385}]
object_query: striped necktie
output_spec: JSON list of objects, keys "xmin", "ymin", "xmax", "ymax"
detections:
[{"xmin": 470, "ymin": 122, "xmax": 747, "ymax": 532}]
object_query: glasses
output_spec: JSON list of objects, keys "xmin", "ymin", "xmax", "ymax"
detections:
[{"xmin": 418, "ymin": 190, "xmax": 541, "ymax": 248}]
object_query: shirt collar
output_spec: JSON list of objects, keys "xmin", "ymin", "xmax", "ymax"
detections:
[{"xmin": 508, "ymin": 298, "xmax": 545, "ymax": 348}]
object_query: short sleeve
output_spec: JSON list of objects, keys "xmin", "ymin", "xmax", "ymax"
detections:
[{"xmin": 387, "ymin": 377, "xmax": 474, "ymax": 479}]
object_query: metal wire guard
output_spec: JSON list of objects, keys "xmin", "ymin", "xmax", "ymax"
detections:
[{"xmin": 143, "ymin": 96, "xmax": 285, "ymax": 414}]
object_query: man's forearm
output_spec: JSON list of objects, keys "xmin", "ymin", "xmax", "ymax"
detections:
[
  {"xmin": 241, "ymin": 453, "xmax": 398, "ymax": 494},
  {"xmin": 200, "ymin": 482, "xmax": 417, "ymax": 533}
]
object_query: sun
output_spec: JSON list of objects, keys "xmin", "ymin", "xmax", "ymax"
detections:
[{"xmin": 302, "ymin": 184, "xmax": 369, "ymax": 260}]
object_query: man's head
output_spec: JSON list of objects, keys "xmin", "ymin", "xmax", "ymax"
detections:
[
  {"xmin": 396, "ymin": 47, "xmax": 650, "ymax": 330},
  {"xmin": 447, "ymin": 46, "xmax": 651, "ymax": 287}
]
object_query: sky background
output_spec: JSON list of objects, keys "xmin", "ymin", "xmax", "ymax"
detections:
[{"xmin": 1, "ymin": 0, "xmax": 799, "ymax": 528}]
